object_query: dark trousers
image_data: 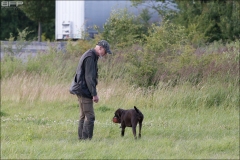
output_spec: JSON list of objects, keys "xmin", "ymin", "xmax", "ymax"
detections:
[{"xmin": 77, "ymin": 96, "xmax": 95, "ymax": 140}]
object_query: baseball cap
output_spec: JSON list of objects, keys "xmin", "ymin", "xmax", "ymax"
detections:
[{"xmin": 97, "ymin": 40, "xmax": 112, "ymax": 54}]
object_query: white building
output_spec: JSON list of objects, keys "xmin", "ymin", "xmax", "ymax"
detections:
[{"xmin": 55, "ymin": 0, "xmax": 166, "ymax": 40}]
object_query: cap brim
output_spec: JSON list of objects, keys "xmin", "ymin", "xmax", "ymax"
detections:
[{"xmin": 107, "ymin": 49, "xmax": 112, "ymax": 54}]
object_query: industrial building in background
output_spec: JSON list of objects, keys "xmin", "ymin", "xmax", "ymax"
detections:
[{"xmin": 55, "ymin": 0, "xmax": 162, "ymax": 40}]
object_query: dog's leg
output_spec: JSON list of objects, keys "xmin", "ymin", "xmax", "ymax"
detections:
[
  {"xmin": 138, "ymin": 122, "xmax": 142, "ymax": 138},
  {"xmin": 132, "ymin": 125, "xmax": 137, "ymax": 139},
  {"xmin": 121, "ymin": 125, "xmax": 126, "ymax": 137}
]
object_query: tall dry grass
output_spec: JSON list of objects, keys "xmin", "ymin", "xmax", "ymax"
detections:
[
  {"xmin": 1, "ymin": 73, "xmax": 72, "ymax": 103},
  {"xmin": 2, "ymin": 72, "xmax": 238, "ymax": 110}
]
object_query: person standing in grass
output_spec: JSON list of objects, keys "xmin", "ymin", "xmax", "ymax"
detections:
[{"xmin": 70, "ymin": 40, "xmax": 112, "ymax": 140}]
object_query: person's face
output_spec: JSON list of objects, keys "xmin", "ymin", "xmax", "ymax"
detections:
[{"xmin": 99, "ymin": 46, "xmax": 107, "ymax": 57}]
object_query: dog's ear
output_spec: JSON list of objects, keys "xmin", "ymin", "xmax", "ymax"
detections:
[
  {"xmin": 116, "ymin": 108, "xmax": 122, "ymax": 118},
  {"xmin": 134, "ymin": 106, "xmax": 140, "ymax": 113}
]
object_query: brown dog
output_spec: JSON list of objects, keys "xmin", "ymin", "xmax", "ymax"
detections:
[{"xmin": 113, "ymin": 106, "xmax": 144, "ymax": 139}]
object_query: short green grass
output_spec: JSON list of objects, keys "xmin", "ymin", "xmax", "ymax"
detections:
[{"xmin": 1, "ymin": 75, "xmax": 239, "ymax": 159}]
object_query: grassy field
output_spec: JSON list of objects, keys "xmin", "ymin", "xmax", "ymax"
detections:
[{"xmin": 1, "ymin": 74, "xmax": 239, "ymax": 159}]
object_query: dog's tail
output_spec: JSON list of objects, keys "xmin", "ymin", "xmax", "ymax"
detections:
[
  {"xmin": 134, "ymin": 106, "xmax": 140, "ymax": 113},
  {"xmin": 134, "ymin": 106, "xmax": 144, "ymax": 120}
]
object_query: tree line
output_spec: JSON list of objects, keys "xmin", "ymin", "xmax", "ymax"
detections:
[
  {"xmin": 1, "ymin": 0, "xmax": 239, "ymax": 43},
  {"xmin": 1, "ymin": 0, "xmax": 55, "ymax": 41}
]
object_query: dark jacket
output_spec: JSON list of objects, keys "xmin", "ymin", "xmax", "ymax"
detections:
[{"xmin": 70, "ymin": 49, "xmax": 98, "ymax": 98}]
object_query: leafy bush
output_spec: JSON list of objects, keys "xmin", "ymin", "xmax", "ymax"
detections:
[
  {"xmin": 4, "ymin": 27, "xmax": 34, "ymax": 57},
  {"xmin": 124, "ymin": 44, "xmax": 157, "ymax": 87},
  {"xmin": 102, "ymin": 8, "xmax": 145, "ymax": 48},
  {"xmin": 145, "ymin": 20, "xmax": 189, "ymax": 55}
]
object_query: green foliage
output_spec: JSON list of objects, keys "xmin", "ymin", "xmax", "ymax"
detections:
[
  {"xmin": 66, "ymin": 40, "xmax": 92, "ymax": 57},
  {"xmin": 98, "ymin": 53, "xmax": 127, "ymax": 83},
  {"xmin": 153, "ymin": 40, "xmax": 239, "ymax": 86},
  {"xmin": 24, "ymin": 48, "xmax": 77, "ymax": 82},
  {"xmin": 125, "ymin": 45, "xmax": 158, "ymax": 87},
  {"xmin": 1, "ymin": 27, "xmax": 35, "ymax": 79},
  {"xmin": 102, "ymin": 8, "xmax": 145, "ymax": 48},
  {"xmin": 136, "ymin": 8, "xmax": 152, "ymax": 38},
  {"xmin": 41, "ymin": 33, "xmax": 49, "ymax": 42},
  {"xmin": 4, "ymin": 27, "xmax": 35, "ymax": 57},
  {"xmin": 65, "ymin": 35, "xmax": 101, "ymax": 57},
  {"xmin": 0, "ymin": 6, "xmax": 55, "ymax": 41},
  {"xmin": 96, "ymin": 105, "xmax": 111, "ymax": 112},
  {"xmin": 1, "ymin": 55, "xmax": 24, "ymax": 79},
  {"xmin": 2, "ymin": 44, "xmax": 75, "ymax": 82},
  {"xmin": 41, "ymin": 19, "xmax": 55, "ymax": 41},
  {"xmin": 3, "ymin": 39, "xmax": 238, "ymax": 88},
  {"xmin": 131, "ymin": 0, "xmax": 176, "ymax": 18},
  {"xmin": 171, "ymin": 81, "xmax": 239, "ymax": 109},
  {"xmin": 186, "ymin": 23, "xmax": 206, "ymax": 46},
  {"xmin": 0, "ymin": 8, "xmax": 37, "ymax": 41},
  {"xmin": 173, "ymin": 0, "xmax": 240, "ymax": 43},
  {"xmin": 25, "ymin": 52, "xmax": 54, "ymax": 74},
  {"xmin": 2, "ymin": 18, "xmax": 239, "ymax": 88},
  {"xmin": 20, "ymin": 0, "xmax": 55, "ymax": 23},
  {"xmin": 20, "ymin": 0, "xmax": 55, "ymax": 41},
  {"xmin": 146, "ymin": 20, "xmax": 189, "ymax": 54}
]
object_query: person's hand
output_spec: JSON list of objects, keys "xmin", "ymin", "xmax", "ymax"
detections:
[{"xmin": 93, "ymin": 95, "xmax": 99, "ymax": 103}]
